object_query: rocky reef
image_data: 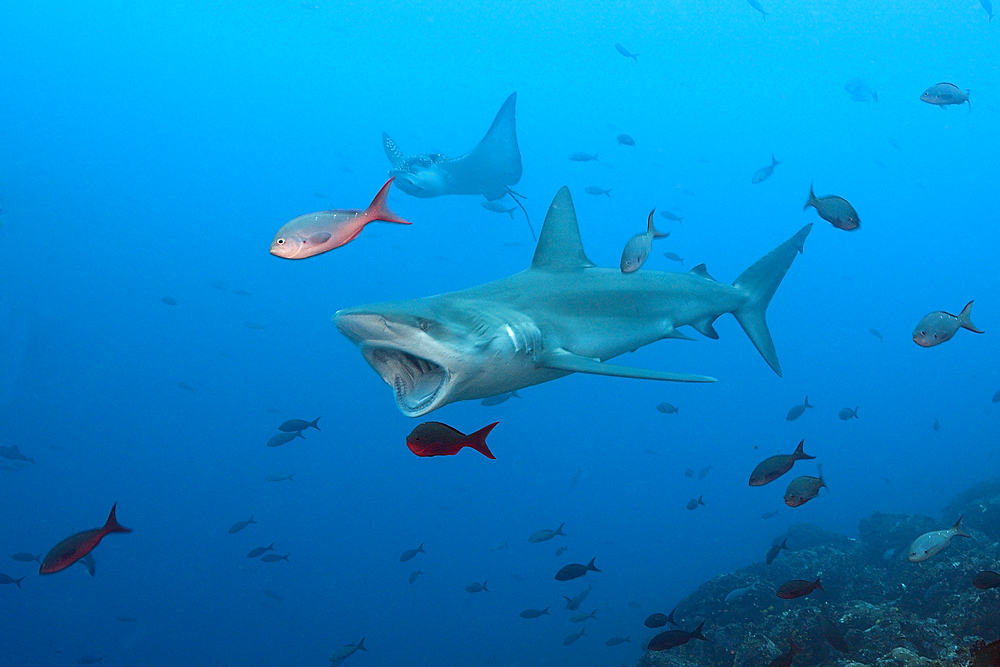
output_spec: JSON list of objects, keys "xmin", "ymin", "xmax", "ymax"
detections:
[{"xmin": 638, "ymin": 481, "xmax": 1000, "ymax": 667}]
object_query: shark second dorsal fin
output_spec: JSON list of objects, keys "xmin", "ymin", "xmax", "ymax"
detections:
[{"xmin": 531, "ymin": 188, "xmax": 595, "ymax": 272}]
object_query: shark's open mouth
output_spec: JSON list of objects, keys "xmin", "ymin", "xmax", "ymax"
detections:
[{"xmin": 364, "ymin": 347, "xmax": 448, "ymax": 415}]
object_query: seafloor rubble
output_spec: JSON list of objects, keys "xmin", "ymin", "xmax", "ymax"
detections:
[{"xmin": 639, "ymin": 480, "xmax": 1000, "ymax": 667}]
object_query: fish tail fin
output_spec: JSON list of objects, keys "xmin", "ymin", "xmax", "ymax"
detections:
[
  {"xmin": 646, "ymin": 209, "xmax": 668, "ymax": 238},
  {"xmin": 803, "ymin": 183, "xmax": 816, "ymax": 210},
  {"xmin": 958, "ymin": 301, "xmax": 984, "ymax": 333},
  {"xmin": 556, "ymin": 523, "xmax": 566, "ymax": 535},
  {"xmin": 104, "ymin": 503, "xmax": 131, "ymax": 534},
  {"xmin": 309, "ymin": 417, "xmax": 321, "ymax": 430},
  {"xmin": 543, "ymin": 607, "xmax": 550, "ymax": 615},
  {"xmin": 482, "ymin": 580, "xmax": 489, "ymax": 592},
  {"xmin": 587, "ymin": 557, "xmax": 600, "ymax": 573},
  {"xmin": 698, "ymin": 494, "xmax": 705, "ymax": 506},
  {"xmin": 506, "ymin": 208, "xmax": 514, "ymax": 220},
  {"xmin": 27, "ymin": 457, "xmax": 35, "ymax": 464},
  {"xmin": 772, "ymin": 154, "xmax": 779, "ymax": 166},
  {"xmin": 288, "ymin": 474, "xmax": 295, "ymax": 481},
  {"xmin": 732, "ymin": 224, "xmax": 813, "ymax": 376},
  {"xmin": 418, "ymin": 543, "xmax": 425, "ymax": 553},
  {"xmin": 854, "ymin": 407, "xmax": 859, "ymax": 419},
  {"xmin": 468, "ymin": 422, "xmax": 499, "ymax": 459},
  {"xmin": 794, "ymin": 440, "xmax": 816, "ymax": 461},
  {"xmin": 356, "ymin": 638, "xmax": 367, "ymax": 652},
  {"xmin": 815, "ymin": 577, "xmax": 824, "ymax": 592},
  {"xmin": 14, "ymin": 576, "xmax": 23, "ymax": 589},
  {"xmin": 604, "ymin": 189, "xmax": 612, "ymax": 198},
  {"xmin": 367, "ymin": 178, "xmax": 412, "ymax": 225},
  {"xmin": 953, "ymin": 515, "xmax": 971, "ymax": 538},
  {"xmin": 804, "ymin": 396, "xmax": 813, "ymax": 408},
  {"xmin": 690, "ymin": 621, "xmax": 707, "ymax": 640},
  {"xmin": 34, "ymin": 553, "xmax": 41, "ymax": 563},
  {"xmin": 780, "ymin": 537, "xmax": 788, "ymax": 549}
]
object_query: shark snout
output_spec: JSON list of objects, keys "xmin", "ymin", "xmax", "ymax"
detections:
[{"xmin": 333, "ymin": 311, "xmax": 389, "ymax": 343}]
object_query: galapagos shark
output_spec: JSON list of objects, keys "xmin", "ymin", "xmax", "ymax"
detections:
[
  {"xmin": 335, "ymin": 188, "xmax": 812, "ymax": 417},
  {"xmin": 383, "ymin": 92, "xmax": 523, "ymax": 202}
]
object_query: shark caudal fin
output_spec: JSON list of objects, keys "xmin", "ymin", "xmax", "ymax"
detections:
[
  {"xmin": 449, "ymin": 92, "xmax": 522, "ymax": 196},
  {"xmin": 731, "ymin": 224, "xmax": 812, "ymax": 376}
]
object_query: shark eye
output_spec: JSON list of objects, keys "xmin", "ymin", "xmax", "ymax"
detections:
[
  {"xmin": 418, "ymin": 319, "xmax": 429, "ymax": 331},
  {"xmin": 276, "ymin": 238, "xmax": 285, "ymax": 245}
]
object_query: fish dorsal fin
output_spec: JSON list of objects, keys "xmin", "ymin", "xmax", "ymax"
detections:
[
  {"xmin": 689, "ymin": 264, "xmax": 717, "ymax": 281},
  {"xmin": 382, "ymin": 132, "xmax": 405, "ymax": 167},
  {"xmin": 531, "ymin": 187, "xmax": 595, "ymax": 272}
]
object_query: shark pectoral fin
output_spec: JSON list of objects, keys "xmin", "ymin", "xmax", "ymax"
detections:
[{"xmin": 539, "ymin": 349, "xmax": 716, "ymax": 383}]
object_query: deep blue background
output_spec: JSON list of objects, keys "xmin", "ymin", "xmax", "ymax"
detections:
[{"xmin": 1, "ymin": 1, "xmax": 997, "ymax": 665}]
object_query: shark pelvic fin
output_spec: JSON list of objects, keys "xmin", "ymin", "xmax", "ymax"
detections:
[
  {"xmin": 531, "ymin": 187, "xmax": 595, "ymax": 272},
  {"xmin": 539, "ymin": 348, "xmax": 716, "ymax": 383},
  {"xmin": 732, "ymin": 224, "xmax": 813, "ymax": 376}
]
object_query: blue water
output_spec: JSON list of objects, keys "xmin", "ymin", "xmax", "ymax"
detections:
[{"xmin": 1, "ymin": 1, "xmax": 997, "ymax": 665}]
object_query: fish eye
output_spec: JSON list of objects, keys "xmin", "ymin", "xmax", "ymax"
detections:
[{"xmin": 276, "ymin": 238, "xmax": 285, "ymax": 245}]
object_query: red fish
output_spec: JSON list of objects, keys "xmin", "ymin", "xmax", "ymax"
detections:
[
  {"xmin": 406, "ymin": 422, "xmax": 498, "ymax": 459},
  {"xmin": 269, "ymin": 178, "xmax": 412, "ymax": 259},
  {"xmin": 39, "ymin": 503, "xmax": 131, "ymax": 574},
  {"xmin": 776, "ymin": 577, "xmax": 823, "ymax": 599}
]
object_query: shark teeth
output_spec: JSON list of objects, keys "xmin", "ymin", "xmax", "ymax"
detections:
[{"xmin": 369, "ymin": 348, "xmax": 447, "ymax": 416}]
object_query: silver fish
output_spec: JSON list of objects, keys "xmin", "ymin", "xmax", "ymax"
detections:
[
  {"xmin": 869, "ymin": 328, "xmax": 883, "ymax": 341},
  {"xmin": 569, "ymin": 152, "xmax": 599, "ymax": 162},
  {"xmin": 786, "ymin": 396, "xmax": 814, "ymax": 421},
  {"xmin": 908, "ymin": 516, "xmax": 969, "ymax": 562},
  {"xmin": 687, "ymin": 495, "xmax": 705, "ymax": 510},
  {"xmin": 409, "ymin": 570, "xmax": 423, "ymax": 584},
  {"xmin": 529, "ymin": 524, "xmax": 566, "ymax": 543},
  {"xmin": 614, "ymin": 43, "xmax": 639, "ymax": 61},
  {"xmin": 844, "ymin": 78, "xmax": 878, "ymax": 103},
  {"xmin": 621, "ymin": 209, "xmax": 669, "ymax": 273},
  {"xmin": 751, "ymin": 155, "xmax": 780, "ymax": 184},
  {"xmin": 519, "ymin": 607, "xmax": 550, "ymax": 618},
  {"xmin": 838, "ymin": 407, "xmax": 858, "ymax": 420},
  {"xmin": 228, "ymin": 516, "xmax": 256, "ymax": 534},
  {"xmin": 617, "ymin": 134, "xmax": 635, "ymax": 146},
  {"xmin": 662, "ymin": 252, "xmax": 685, "ymax": 265},
  {"xmin": 656, "ymin": 402, "xmax": 678, "ymax": 414},
  {"xmin": 266, "ymin": 431, "xmax": 305, "ymax": 448},
  {"xmin": 913, "ymin": 301, "xmax": 983, "ymax": 347},
  {"xmin": 659, "ymin": 210, "xmax": 684, "ymax": 223},
  {"xmin": 481, "ymin": 201, "xmax": 517, "ymax": 218},
  {"xmin": 563, "ymin": 628, "xmax": 587, "ymax": 645},
  {"xmin": 804, "ymin": 184, "xmax": 860, "ymax": 231},
  {"xmin": 920, "ymin": 83, "xmax": 970, "ymax": 111},
  {"xmin": 747, "ymin": 0, "xmax": 769, "ymax": 19},
  {"xmin": 570, "ymin": 609, "xmax": 597, "ymax": 622},
  {"xmin": 265, "ymin": 473, "xmax": 295, "ymax": 482},
  {"xmin": 465, "ymin": 580, "xmax": 488, "ymax": 593},
  {"xmin": 584, "ymin": 186, "xmax": 612, "ymax": 197}
]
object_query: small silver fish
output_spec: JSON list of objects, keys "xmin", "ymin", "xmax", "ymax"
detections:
[
  {"xmin": 659, "ymin": 210, "xmax": 684, "ymax": 223},
  {"xmin": 913, "ymin": 301, "xmax": 983, "ymax": 347},
  {"xmin": 617, "ymin": 134, "xmax": 635, "ymax": 146},
  {"xmin": 844, "ymin": 78, "xmax": 878, "ymax": 103},
  {"xmin": 584, "ymin": 186, "xmax": 612, "ymax": 197},
  {"xmin": 260, "ymin": 553, "xmax": 289, "ymax": 563},
  {"xmin": 747, "ymin": 0, "xmax": 769, "ymax": 19},
  {"xmin": 228, "ymin": 516, "xmax": 256, "ymax": 534},
  {"xmin": 266, "ymin": 431, "xmax": 305, "ymax": 448},
  {"xmin": 569, "ymin": 152, "xmax": 599, "ymax": 162},
  {"xmin": 614, "ymin": 43, "xmax": 639, "ymax": 61},
  {"xmin": 869, "ymin": 328, "xmax": 883, "ymax": 341},
  {"xmin": 786, "ymin": 396, "xmax": 814, "ymax": 421},
  {"xmin": 920, "ymin": 83, "xmax": 970, "ymax": 112},
  {"xmin": 409, "ymin": 570, "xmax": 424, "ymax": 584},
  {"xmin": 529, "ymin": 524, "xmax": 566, "ymax": 543},
  {"xmin": 621, "ymin": 209, "xmax": 669, "ymax": 273},
  {"xmin": 662, "ymin": 252, "xmax": 685, "ymax": 265},
  {"xmin": 481, "ymin": 201, "xmax": 517, "ymax": 218},
  {"xmin": 265, "ymin": 473, "xmax": 295, "ymax": 482},
  {"xmin": 656, "ymin": 402, "xmax": 678, "ymax": 414},
  {"xmin": 465, "ymin": 580, "xmax": 488, "ymax": 593},
  {"xmin": 563, "ymin": 628, "xmax": 587, "ymax": 645},
  {"xmin": 606, "ymin": 636, "xmax": 632, "ymax": 646},
  {"xmin": 838, "ymin": 407, "xmax": 858, "ymax": 421},
  {"xmin": 908, "ymin": 516, "xmax": 970, "ymax": 562},
  {"xmin": 751, "ymin": 155, "xmax": 780, "ymax": 184},
  {"xmin": 982, "ymin": 0, "xmax": 994, "ymax": 21},
  {"xmin": 570, "ymin": 609, "xmax": 597, "ymax": 623},
  {"xmin": 686, "ymin": 495, "xmax": 705, "ymax": 510}
]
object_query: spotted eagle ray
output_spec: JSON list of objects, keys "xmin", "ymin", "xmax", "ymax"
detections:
[
  {"xmin": 335, "ymin": 188, "xmax": 811, "ymax": 417},
  {"xmin": 382, "ymin": 92, "xmax": 534, "ymax": 238}
]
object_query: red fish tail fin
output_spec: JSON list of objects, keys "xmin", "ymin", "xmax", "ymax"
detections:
[
  {"xmin": 367, "ymin": 178, "xmax": 412, "ymax": 225},
  {"xmin": 958, "ymin": 301, "xmax": 984, "ymax": 333},
  {"xmin": 468, "ymin": 422, "xmax": 499, "ymax": 459},
  {"xmin": 814, "ymin": 577, "xmax": 824, "ymax": 592},
  {"xmin": 794, "ymin": 440, "xmax": 816, "ymax": 461},
  {"xmin": 953, "ymin": 515, "xmax": 971, "ymax": 538},
  {"xmin": 587, "ymin": 557, "xmax": 600, "ymax": 573},
  {"xmin": 690, "ymin": 621, "xmax": 707, "ymax": 641},
  {"xmin": 104, "ymin": 503, "xmax": 131, "ymax": 534}
]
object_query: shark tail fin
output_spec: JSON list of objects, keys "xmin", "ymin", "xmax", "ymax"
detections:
[
  {"xmin": 367, "ymin": 178, "xmax": 412, "ymax": 225},
  {"xmin": 467, "ymin": 422, "xmax": 498, "ymax": 459},
  {"xmin": 731, "ymin": 225, "xmax": 813, "ymax": 376}
]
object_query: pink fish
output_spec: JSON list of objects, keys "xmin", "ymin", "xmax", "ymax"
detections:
[
  {"xmin": 39, "ymin": 503, "xmax": 131, "ymax": 574},
  {"xmin": 270, "ymin": 178, "xmax": 411, "ymax": 259}
]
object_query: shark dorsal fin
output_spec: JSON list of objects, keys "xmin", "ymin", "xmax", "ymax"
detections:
[
  {"xmin": 689, "ymin": 264, "xmax": 717, "ymax": 281},
  {"xmin": 531, "ymin": 187, "xmax": 595, "ymax": 272}
]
